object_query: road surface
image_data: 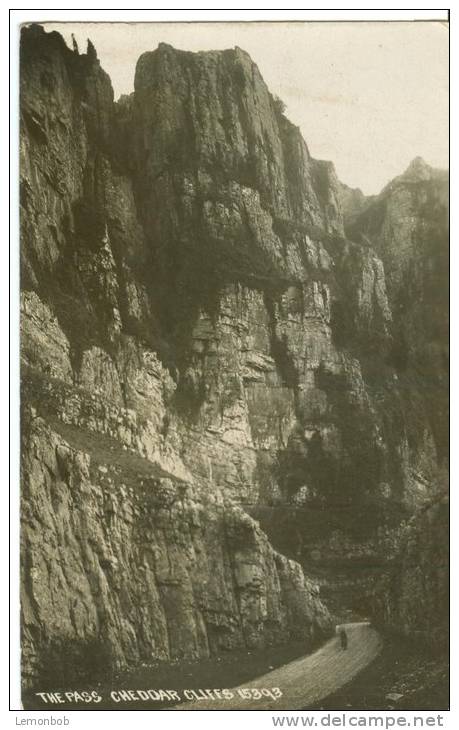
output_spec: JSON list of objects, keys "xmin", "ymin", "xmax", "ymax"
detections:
[{"xmin": 172, "ymin": 622, "xmax": 382, "ymax": 711}]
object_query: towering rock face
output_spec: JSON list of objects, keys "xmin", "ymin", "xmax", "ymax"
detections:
[
  {"xmin": 20, "ymin": 24, "xmax": 448, "ymax": 685},
  {"xmin": 344, "ymin": 158, "xmax": 449, "ymax": 466},
  {"xmin": 20, "ymin": 25, "xmax": 334, "ymax": 687},
  {"xmin": 342, "ymin": 160, "xmax": 449, "ymax": 645}
]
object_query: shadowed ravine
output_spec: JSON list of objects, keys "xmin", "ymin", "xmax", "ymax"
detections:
[{"xmin": 172, "ymin": 623, "xmax": 382, "ymax": 711}]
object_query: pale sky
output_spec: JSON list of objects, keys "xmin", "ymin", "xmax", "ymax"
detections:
[{"xmin": 44, "ymin": 21, "xmax": 449, "ymax": 195}]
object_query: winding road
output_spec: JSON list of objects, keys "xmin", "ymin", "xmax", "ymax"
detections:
[{"xmin": 172, "ymin": 622, "xmax": 382, "ymax": 711}]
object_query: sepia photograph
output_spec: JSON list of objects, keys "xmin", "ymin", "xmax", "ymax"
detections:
[{"xmin": 16, "ymin": 15, "xmax": 449, "ymax": 713}]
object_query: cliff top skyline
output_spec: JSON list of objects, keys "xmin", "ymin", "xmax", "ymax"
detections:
[{"xmin": 39, "ymin": 21, "xmax": 448, "ymax": 195}]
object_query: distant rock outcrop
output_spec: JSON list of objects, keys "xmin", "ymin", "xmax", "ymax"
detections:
[{"xmin": 345, "ymin": 157, "xmax": 449, "ymax": 464}]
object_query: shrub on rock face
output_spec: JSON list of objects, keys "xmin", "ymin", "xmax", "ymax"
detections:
[{"xmin": 272, "ymin": 95, "xmax": 287, "ymax": 117}]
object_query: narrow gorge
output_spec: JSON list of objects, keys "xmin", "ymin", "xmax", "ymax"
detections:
[{"xmin": 20, "ymin": 24, "xmax": 448, "ymax": 703}]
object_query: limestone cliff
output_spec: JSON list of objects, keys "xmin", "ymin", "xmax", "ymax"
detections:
[
  {"xmin": 345, "ymin": 158, "xmax": 449, "ymax": 465},
  {"xmin": 341, "ymin": 160, "xmax": 449, "ymax": 641},
  {"xmin": 20, "ymin": 24, "xmax": 334, "ymax": 688},
  {"xmin": 372, "ymin": 494, "xmax": 449, "ymax": 653},
  {"xmin": 20, "ymin": 24, "xmax": 448, "ymax": 687}
]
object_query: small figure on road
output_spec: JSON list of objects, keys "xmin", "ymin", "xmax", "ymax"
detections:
[{"xmin": 339, "ymin": 627, "xmax": 348, "ymax": 650}]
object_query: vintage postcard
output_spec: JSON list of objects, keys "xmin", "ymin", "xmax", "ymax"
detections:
[{"xmin": 16, "ymin": 17, "xmax": 449, "ymax": 713}]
